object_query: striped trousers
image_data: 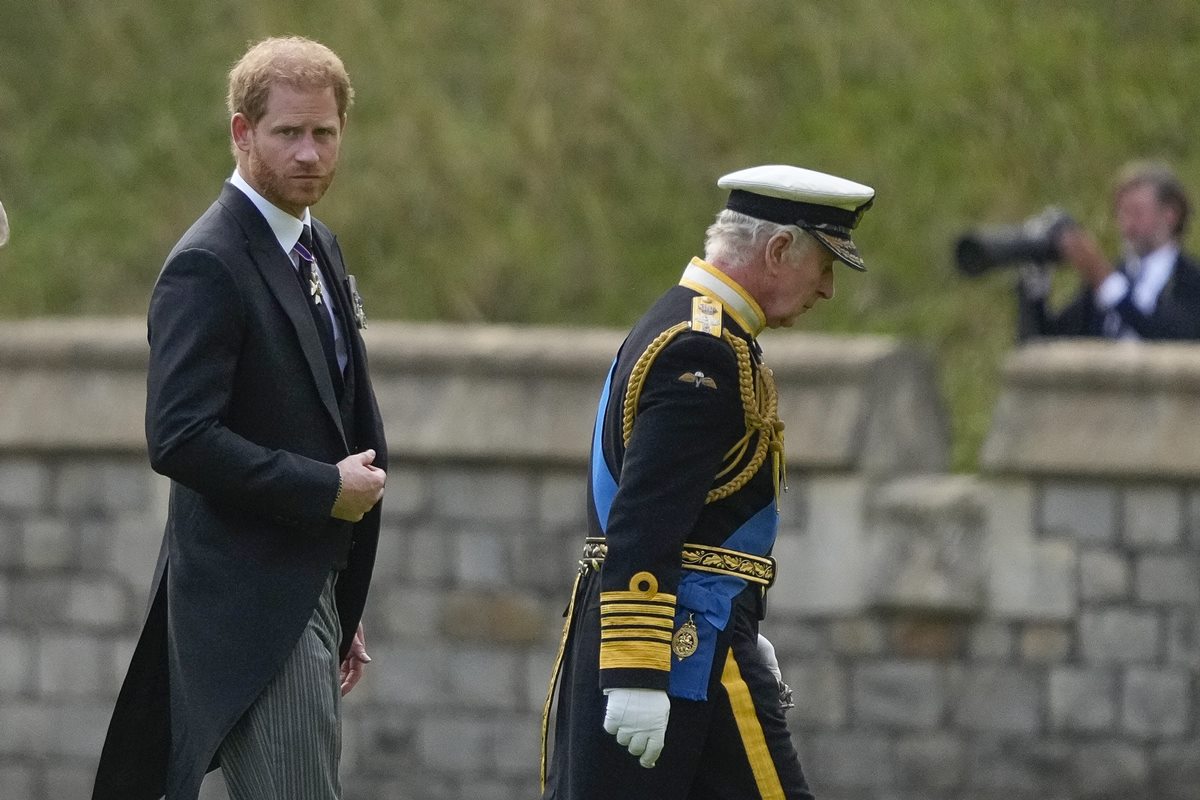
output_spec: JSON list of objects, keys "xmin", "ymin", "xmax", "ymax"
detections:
[{"xmin": 217, "ymin": 573, "xmax": 343, "ymax": 800}]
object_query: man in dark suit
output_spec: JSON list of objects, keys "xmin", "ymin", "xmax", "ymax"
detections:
[
  {"xmin": 93, "ymin": 36, "xmax": 387, "ymax": 800},
  {"xmin": 541, "ymin": 164, "xmax": 875, "ymax": 799},
  {"xmin": 1019, "ymin": 161, "xmax": 1200, "ymax": 341}
]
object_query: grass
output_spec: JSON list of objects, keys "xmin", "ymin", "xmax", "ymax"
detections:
[{"xmin": 2, "ymin": 0, "xmax": 1199, "ymax": 469}]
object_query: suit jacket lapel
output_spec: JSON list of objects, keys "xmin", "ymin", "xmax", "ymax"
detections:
[{"xmin": 217, "ymin": 184, "xmax": 348, "ymax": 449}]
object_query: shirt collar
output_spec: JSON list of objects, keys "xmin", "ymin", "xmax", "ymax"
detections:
[
  {"xmin": 678, "ymin": 257, "xmax": 766, "ymax": 336},
  {"xmin": 230, "ymin": 169, "xmax": 312, "ymax": 256}
]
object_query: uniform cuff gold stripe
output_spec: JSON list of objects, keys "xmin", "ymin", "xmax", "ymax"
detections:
[
  {"xmin": 601, "ymin": 615, "xmax": 675, "ymax": 627},
  {"xmin": 601, "ymin": 630, "xmax": 674, "ymax": 643},
  {"xmin": 600, "ymin": 641, "xmax": 671, "ymax": 671},
  {"xmin": 601, "ymin": 604, "xmax": 676, "ymax": 617},
  {"xmin": 600, "ymin": 591, "xmax": 677, "ymax": 604}
]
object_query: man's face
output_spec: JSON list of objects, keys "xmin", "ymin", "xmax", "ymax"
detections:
[
  {"xmin": 765, "ymin": 238, "xmax": 836, "ymax": 328},
  {"xmin": 1115, "ymin": 182, "xmax": 1178, "ymax": 257},
  {"xmin": 232, "ymin": 83, "xmax": 344, "ymax": 219}
]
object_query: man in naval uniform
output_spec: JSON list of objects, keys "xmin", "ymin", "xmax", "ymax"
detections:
[{"xmin": 542, "ymin": 164, "xmax": 875, "ymax": 799}]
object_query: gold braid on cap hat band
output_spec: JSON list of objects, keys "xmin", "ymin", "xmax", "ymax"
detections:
[{"xmin": 621, "ymin": 323, "xmax": 784, "ymax": 505}]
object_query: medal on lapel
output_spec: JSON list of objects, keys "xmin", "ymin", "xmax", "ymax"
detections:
[
  {"xmin": 348, "ymin": 275, "xmax": 368, "ymax": 329},
  {"xmin": 309, "ymin": 263, "xmax": 325, "ymax": 306}
]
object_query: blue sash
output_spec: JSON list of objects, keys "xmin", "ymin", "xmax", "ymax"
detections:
[{"xmin": 589, "ymin": 358, "xmax": 778, "ymax": 700}]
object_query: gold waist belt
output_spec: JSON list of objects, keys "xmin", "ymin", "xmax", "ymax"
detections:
[{"xmin": 580, "ymin": 536, "xmax": 776, "ymax": 587}]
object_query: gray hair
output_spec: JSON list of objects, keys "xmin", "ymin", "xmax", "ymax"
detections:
[{"xmin": 703, "ymin": 209, "xmax": 816, "ymax": 268}]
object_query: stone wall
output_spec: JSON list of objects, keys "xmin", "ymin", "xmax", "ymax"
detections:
[{"xmin": 0, "ymin": 321, "xmax": 1196, "ymax": 800}]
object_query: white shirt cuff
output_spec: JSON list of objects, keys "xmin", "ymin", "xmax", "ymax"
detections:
[{"xmin": 1095, "ymin": 272, "xmax": 1130, "ymax": 310}]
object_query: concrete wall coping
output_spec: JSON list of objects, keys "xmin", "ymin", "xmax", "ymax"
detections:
[
  {"xmin": 0, "ymin": 318, "xmax": 949, "ymax": 473},
  {"xmin": 983, "ymin": 339, "xmax": 1200, "ymax": 479}
]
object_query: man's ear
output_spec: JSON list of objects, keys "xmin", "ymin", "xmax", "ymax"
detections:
[
  {"xmin": 231, "ymin": 113, "xmax": 253, "ymax": 154},
  {"xmin": 765, "ymin": 231, "xmax": 794, "ymax": 274}
]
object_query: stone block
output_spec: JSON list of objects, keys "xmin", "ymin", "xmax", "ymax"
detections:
[
  {"xmin": 805, "ymin": 732, "xmax": 895, "ymax": 789},
  {"xmin": 966, "ymin": 735, "xmax": 1055, "ymax": 793},
  {"xmin": 1079, "ymin": 609, "xmax": 1161, "ymax": 664},
  {"xmin": 535, "ymin": 471, "xmax": 587, "ymax": 529},
  {"xmin": 66, "ymin": 577, "xmax": 131, "ymax": 629},
  {"xmin": 45, "ymin": 764, "xmax": 96, "ymax": 799},
  {"xmin": 0, "ymin": 628, "xmax": 33, "ymax": 694},
  {"xmin": 895, "ymin": 734, "xmax": 964, "ymax": 789},
  {"xmin": 368, "ymin": 522, "xmax": 408, "ymax": 580},
  {"xmin": 852, "ymin": 661, "xmax": 944, "ymax": 729},
  {"xmin": 108, "ymin": 517, "xmax": 162, "ymax": 593},
  {"xmin": 1048, "ymin": 667, "xmax": 1115, "ymax": 732},
  {"xmin": 405, "ymin": 523, "xmax": 452, "ymax": 583},
  {"xmin": 785, "ymin": 658, "xmax": 847, "ymax": 728},
  {"xmin": 347, "ymin": 706, "xmax": 420, "ymax": 775},
  {"xmin": 985, "ymin": 481, "xmax": 1077, "ymax": 621},
  {"xmin": 55, "ymin": 458, "xmax": 152, "ymax": 515},
  {"xmin": 1040, "ymin": 482, "xmax": 1118, "ymax": 543},
  {"xmin": 828, "ymin": 617, "xmax": 887, "ymax": 657},
  {"xmin": 37, "ymin": 635, "xmax": 108, "ymax": 696},
  {"xmin": 1166, "ymin": 610, "xmax": 1200, "ymax": 670},
  {"xmin": 968, "ymin": 621, "xmax": 1014, "ymax": 660},
  {"xmin": 430, "ymin": 466, "xmax": 535, "ymax": 524},
  {"xmin": 1123, "ymin": 486, "xmax": 1183, "ymax": 546},
  {"xmin": 865, "ymin": 475, "xmax": 986, "ymax": 614},
  {"xmin": 1151, "ymin": 741, "xmax": 1200, "ymax": 800},
  {"xmin": 446, "ymin": 645, "xmax": 521, "ymax": 710},
  {"xmin": 418, "ymin": 713, "xmax": 490, "ymax": 772},
  {"xmin": 952, "ymin": 667, "xmax": 1041, "ymax": 733},
  {"xmin": 442, "ymin": 589, "xmax": 553, "ymax": 646},
  {"xmin": 367, "ymin": 585, "xmax": 442, "ymax": 639},
  {"xmin": 1135, "ymin": 554, "xmax": 1200, "ymax": 606},
  {"xmin": 453, "ymin": 529, "xmax": 510, "ymax": 587},
  {"xmin": 0, "ymin": 519, "xmax": 21, "ymax": 569},
  {"xmin": 510, "ymin": 528, "xmax": 577, "ymax": 593},
  {"xmin": 459, "ymin": 779, "xmax": 523, "ymax": 800},
  {"xmin": 1018, "ymin": 623, "xmax": 1072, "ymax": 663},
  {"xmin": 890, "ymin": 617, "xmax": 968, "ymax": 659},
  {"xmin": 0, "ymin": 766, "xmax": 35, "ymax": 800},
  {"xmin": 198, "ymin": 770, "xmax": 230, "ymax": 800},
  {"xmin": 0, "ymin": 457, "xmax": 49, "ymax": 512},
  {"xmin": 1071, "ymin": 741, "xmax": 1149, "ymax": 797},
  {"xmin": 44, "ymin": 700, "xmax": 113, "ymax": 758},
  {"xmin": 1122, "ymin": 667, "xmax": 1190, "ymax": 739},
  {"xmin": 488, "ymin": 714, "xmax": 541, "ymax": 776},
  {"xmin": 20, "ymin": 517, "xmax": 75, "ymax": 569},
  {"xmin": 525, "ymin": 646, "xmax": 559, "ymax": 713},
  {"xmin": 770, "ymin": 478, "xmax": 868, "ymax": 614},
  {"xmin": 1079, "ymin": 548, "xmax": 1130, "ymax": 602},
  {"xmin": 381, "ymin": 463, "xmax": 429, "ymax": 519},
  {"xmin": 366, "ymin": 642, "xmax": 448, "ymax": 707},
  {"xmin": 767, "ymin": 620, "xmax": 829, "ymax": 658}
]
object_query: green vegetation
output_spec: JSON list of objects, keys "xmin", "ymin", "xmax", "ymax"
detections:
[{"xmin": 2, "ymin": 0, "xmax": 1199, "ymax": 469}]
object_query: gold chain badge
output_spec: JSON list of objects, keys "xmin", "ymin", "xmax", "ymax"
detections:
[{"xmin": 672, "ymin": 613, "xmax": 699, "ymax": 659}]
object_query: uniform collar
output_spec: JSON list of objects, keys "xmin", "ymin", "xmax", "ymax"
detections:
[
  {"xmin": 678, "ymin": 257, "xmax": 766, "ymax": 336},
  {"xmin": 230, "ymin": 168, "xmax": 312, "ymax": 256}
]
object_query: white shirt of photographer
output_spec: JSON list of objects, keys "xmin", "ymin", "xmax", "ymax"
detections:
[{"xmin": 1095, "ymin": 243, "xmax": 1179, "ymax": 340}]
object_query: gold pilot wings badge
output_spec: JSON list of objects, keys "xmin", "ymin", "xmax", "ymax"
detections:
[{"xmin": 678, "ymin": 371, "xmax": 718, "ymax": 389}]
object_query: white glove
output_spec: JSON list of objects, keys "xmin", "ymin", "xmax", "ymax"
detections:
[
  {"xmin": 756, "ymin": 633, "xmax": 783, "ymax": 683},
  {"xmin": 602, "ymin": 687, "xmax": 670, "ymax": 768}
]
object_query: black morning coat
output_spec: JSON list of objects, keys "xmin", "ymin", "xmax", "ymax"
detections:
[{"xmin": 91, "ymin": 182, "xmax": 387, "ymax": 800}]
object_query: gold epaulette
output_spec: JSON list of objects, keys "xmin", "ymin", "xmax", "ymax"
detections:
[
  {"xmin": 620, "ymin": 312, "xmax": 786, "ymax": 504},
  {"xmin": 598, "ymin": 572, "xmax": 676, "ymax": 672}
]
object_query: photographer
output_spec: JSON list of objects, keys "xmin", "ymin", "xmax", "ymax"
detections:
[{"xmin": 1018, "ymin": 161, "xmax": 1200, "ymax": 340}]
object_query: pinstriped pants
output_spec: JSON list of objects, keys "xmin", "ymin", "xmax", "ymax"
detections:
[{"xmin": 218, "ymin": 572, "xmax": 342, "ymax": 800}]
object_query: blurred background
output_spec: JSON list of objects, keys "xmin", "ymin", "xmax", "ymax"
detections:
[{"xmin": 2, "ymin": 0, "xmax": 1199, "ymax": 467}]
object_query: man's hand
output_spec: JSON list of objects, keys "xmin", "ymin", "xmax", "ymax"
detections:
[
  {"xmin": 756, "ymin": 633, "xmax": 783, "ymax": 684},
  {"xmin": 332, "ymin": 449, "xmax": 386, "ymax": 521},
  {"xmin": 602, "ymin": 688, "xmax": 670, "ymax": 768},
  {"xmin": 339, "ymin": 622, "xmax": 371, "ymax": 696},
  {"xmin": 1056, "ymin": 225, "xmax": 1114, "ymax": 289}
]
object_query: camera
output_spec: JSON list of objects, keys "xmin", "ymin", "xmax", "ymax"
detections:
[{"xmin": 954, "ymin": 206, "xmax": 1076, "ymax": 276}]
